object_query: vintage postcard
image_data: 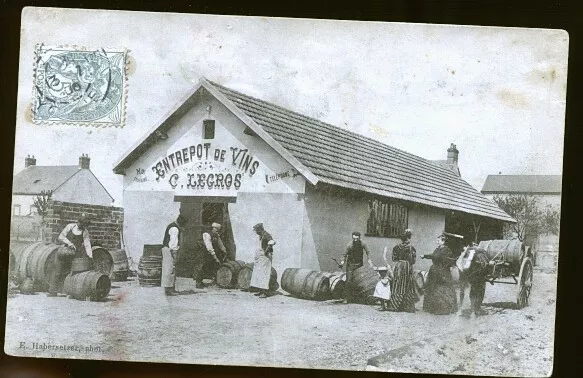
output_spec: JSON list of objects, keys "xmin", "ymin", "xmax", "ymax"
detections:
[{"xmin": 6, "ymin": 7, "xmax": 567, "ymax": 377}]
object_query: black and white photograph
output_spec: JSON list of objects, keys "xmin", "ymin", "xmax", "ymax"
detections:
[{"xmin": 5, "ymin": 7, "xmax": 567, "ymax": 377}]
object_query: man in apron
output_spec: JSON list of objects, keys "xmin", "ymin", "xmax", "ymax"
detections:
[
  {"xmin": 161, "ymin": 215, "xmax": 187, "ymax": 296},
  {"xmin": 250, "ymin": 223, "xmax": 276, "ymax": 298},
  {"xmin": 339, "ymin": 231, "xmax": 373, "ymax": 303},
  {"xmin": 49, "ymin": 213, "xmax": 93, "ymax": 296},
  {"xmin": 193, "ymin": 223, "xmax": 227, "ymax": 288},
  {"xmin": 459, "ymin": 245, "xmax": 490, "ymax": 316}
]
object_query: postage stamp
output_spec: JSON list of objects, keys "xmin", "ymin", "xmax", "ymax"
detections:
[{"xmin": 32, "ymin": 44, "xmax": 128, "ymax": 127}]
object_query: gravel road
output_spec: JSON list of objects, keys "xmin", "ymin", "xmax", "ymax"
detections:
[{"xmin": 4, "ymin": 271, "xmax": 556, "ymax": 376}]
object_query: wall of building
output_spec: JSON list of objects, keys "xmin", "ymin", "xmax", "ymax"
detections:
[
  {"xmin": 120, "ymin": 90, "xmax": 306, "ymax": 272},
  {"xmin": 301, "ymin": 185, "xmax": 445, "ymax": 273},
  {"xmin": 11, "ymin": 195, "xmax": 37, "ymax": 216},
  {"xmin": 43, "ymin": 200, "xmax": 124, "ymax": 251},
  {"xmin": 53, "ymin": 169, "xmax": 114, "ymax": 206}
]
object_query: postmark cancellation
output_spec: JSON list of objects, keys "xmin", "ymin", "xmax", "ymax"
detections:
[{"xmin": 32, "ymin": 44, "xmax": 128, "ymax": 127}]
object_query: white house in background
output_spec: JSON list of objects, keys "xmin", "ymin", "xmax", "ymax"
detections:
[{"xmin": 11, "ymin": 154, "xmax": 114, "ymax": 216}]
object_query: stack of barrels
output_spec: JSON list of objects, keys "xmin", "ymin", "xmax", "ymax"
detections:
[
  {"xmin": 216, "ymin": 260, "xmax": 246, "ymax": 288},
  {"xmin": 138, "ymin": 245, "xmax": 164, "ymax": 286},
  {"xmin": 64, "ymin": 256, "xmax": 111, "ymax": 301}
]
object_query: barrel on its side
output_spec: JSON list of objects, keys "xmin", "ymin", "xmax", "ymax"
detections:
[
  {"xmin": 477, "ymin": 239, "xmax": 525, "ymax": 272},
  {"xmin": 321, "ymin": 272, "xmax": 346, "ymax": 299},
  {"xmin": 349, "ymin": 266, "xmax": 379, "ymax": 303},
  {"xmin": 281, "ymin": 268, "xmax": 331, "ymax": 301},
  {"xmin": 64, "ymin": 271, "xmax": 111, "ymax": 301},
  {"xmin": 216, "ymin": 260, "xmax": 246, "ymax": 288},
  {"xmin": 237, "ymin": 263, "xmax": 279, "ymax": 292},
  {"xmin": 138, "ymin": 255, "xmax": 163, "ymax": 287},
  {"xmin": 11, "ymin": 242, "xmax": 62, "ymax": 291}
]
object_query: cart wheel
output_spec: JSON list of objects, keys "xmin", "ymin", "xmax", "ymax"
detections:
[{"xmin": 516, "ymin": 257, "xmax": 533, "ymax": 309}]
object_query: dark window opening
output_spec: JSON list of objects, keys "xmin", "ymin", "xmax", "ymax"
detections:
[
  {"xmin": 203, "ymin": 120, "xmax": 215, "ymax": 139},
  {"xmin": 366, "ymin": 199, "xmax": 408, "ymax": 237}
]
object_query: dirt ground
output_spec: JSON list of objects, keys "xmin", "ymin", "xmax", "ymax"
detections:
[{"xmin": 4, "ymin": 270, "xmax": 556, "ymax": 376}]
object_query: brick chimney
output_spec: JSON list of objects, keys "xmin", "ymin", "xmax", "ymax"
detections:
[
  {"xmin": 25, "ymin": 155, "xmax": 36, "ymax": 168},
  {"xmin": 447, "ymin": 143, "xmax": 459, "ymax": 165},
  {"xmin": 79, "ymin": 153, "xmax": 90, "ymax": 169}
]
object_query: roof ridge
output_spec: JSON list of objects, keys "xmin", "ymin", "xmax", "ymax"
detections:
[{"xmin": 209, "ymin": 80, "xmax": 454, "ymax": 173}]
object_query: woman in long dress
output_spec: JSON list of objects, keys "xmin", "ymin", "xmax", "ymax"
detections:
[
  {"xmin": 421, "ymin": 233, "xmax": 458, "ymax": 315},
  {"xmin": 249, "ymin": 223, "xmax": 277, "ymax": 298},
  {"xmin": 383, "ymin": 229, "xmax": 420, "ymax": 312}
]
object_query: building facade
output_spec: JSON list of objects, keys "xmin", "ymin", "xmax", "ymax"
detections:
[{"xmin": 113, "ymin": 78, "xmax": 515, "ymax": 276}]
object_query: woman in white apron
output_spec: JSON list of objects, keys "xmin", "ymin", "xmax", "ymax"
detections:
[{"xmin": 249, "ymin": 223, "xmax": 276, "ymax": 298}]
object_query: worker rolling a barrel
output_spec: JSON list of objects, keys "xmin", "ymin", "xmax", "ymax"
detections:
[
  {"xmin": 193, "ymin": 222, "xmax": 228, "ymax": 289},
  {"xmin": 49, "ymin": 213, "xmax": 93, "ymax": 297},
  {"xmin": 161, "ymin": 214, "xmax": 187, "ymax": 296},
  {"xmin": 339, "ymin": 231, "xmax": 374, "ymax": 303},
  {"xmin": 249, "ymin": 223, "xmax": 277, "ymax": 298}
]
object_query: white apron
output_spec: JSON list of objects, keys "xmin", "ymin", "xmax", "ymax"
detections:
[
  {"xmin": 161, "ymin": 247, "xmax": 176, "ymax": 288},
  {"xmin": 250, "ymin": 248, "xmax": 272, "ymax": 290},
  {"xmin": 373, "ymin": 278, "xmax": 391, "ymax": 300}
]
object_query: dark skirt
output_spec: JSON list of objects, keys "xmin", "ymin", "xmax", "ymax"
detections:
[
  {"xmin": 387, "ymin": 260, "xmax": 419, "ymax": 312},
  {"xmin": 423, "ymin": 264, "xmax": 458, "ymax": 315}
]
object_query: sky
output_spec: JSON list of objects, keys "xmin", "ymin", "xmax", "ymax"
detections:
[{"xmin": 14, "ymin": 8, "xmax": 568, "ymax": 206}]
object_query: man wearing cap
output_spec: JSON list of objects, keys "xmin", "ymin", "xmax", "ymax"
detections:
[
  {"xmin": 49, "ymin": 213, "xmax": 93, "ymax": 297},
  {"xmin": 339, "ymin": 231, "xmax": 373, "ymax": 303},
  {"xmin": 250, "ymin": 223, "xmax": 277, "ymax": 298},
  {"xmin": 193, "ymin": 222, "xmax": 227, "ymax": 289},
  {"xmin": 161, "ymin": 214, "xmax": 187, "ymax": 296}
]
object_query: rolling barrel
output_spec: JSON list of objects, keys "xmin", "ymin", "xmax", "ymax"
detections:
[
  {"xmin": 71, "ymin": 257, "xmax": 94, "ymax": 273},
  {"xmin": 348, "ymin": 266, "xmax": 379, "ymax": 303},
  {"xmin": 281, "ymin": 268, "xmax": 331, "ymax": 300},
  {"xmin": 477, "ymin": 240, "xmax": 526, "ymax": 273},
  {"xmin": 10, "ymin": 242, "xmax": 62, "ymax": 291},
  {"xmin": 237, "ymin": 263, "xmax": 279, "ymax": 292},
  {"xmin": 216, "ymin": 260, "xmax": 246, "ymax": 288},
  {"xmin": 321, "ymin": 272, "xmax": 346, "ymax": 299},
  {"xmin": 64, "ymin": 271, "xmax": 111, "ymax": 301}
]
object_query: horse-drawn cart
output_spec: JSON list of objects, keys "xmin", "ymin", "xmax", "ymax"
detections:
[{"xmin": 476, "ymin": 239, "xmax": 534, "ymax": 309}]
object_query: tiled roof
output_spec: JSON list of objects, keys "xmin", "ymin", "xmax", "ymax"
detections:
[
  {"xmin": 481, "ymin": 175, "xmax": 562, "ymax": 194},
  {"xmin": 431, "ymin": 160, "xmax": 460, "ymax": 176},
  {"xmin": 12, "ymin": 166, "xmax": 80, "ymax": 195},
  {"xmin": 210, "ymin": 81, "xmax": 514, "ymax": 222}
]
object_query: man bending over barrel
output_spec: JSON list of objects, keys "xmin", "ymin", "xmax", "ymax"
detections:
[
  {"xmin": 193, "ymin": 222, "xmax": 227, "ymax": 288},
  {"xmin": 339, "ymin": 231, "xmax": 374, "ymax": 303},
  {"xmin": 48, "ymin": 213, "xmax": 93, "ymax": 297}
]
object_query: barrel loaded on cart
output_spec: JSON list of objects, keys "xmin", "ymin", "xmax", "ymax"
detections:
[{"xmin": 476, "ymin": 239, "xmax": 534, "ymax": 309}]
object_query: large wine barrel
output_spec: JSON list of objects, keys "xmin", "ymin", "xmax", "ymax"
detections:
[
  {"xmin": 349, "ymin": 266, "xmax": 379, "ymax": 303},
  {"xmin": 10, "ymin": 242, "xmax": 61, "ymax": 291},
  {"xmin": 237, "ymin": 263, "xmax": 279, "ymax": 292},
  {"xmin": 71, "ymin": 257, "xmax": 94, "ymax": 273},
  {"xmin": 143, "ymin": 244, "xmax": 164, "ymax": 258},
  {"xmin": 92, "ymin": 246, "xmax": 113, "ymax": 276},
  {"xmin": 477, "ymin": 240, "xmax": 525, "ymax": 272},
  {"xmin": 281, "ymin": 268, "xmax": 331, "ymax": 301},
  {"xmin": 64, "ymin": 271, "xmax": 111, "ymax": 301},
  {"xmin": 216, "ymin": 260, "xmax": 246, "ymax": 288},
  {"xmin": 138, "ymin": 255, "xmax": 163, "ymax": 286},
  {"xmin": 321, "ymin": 272, "xmax": 346, "ymax": 299}
]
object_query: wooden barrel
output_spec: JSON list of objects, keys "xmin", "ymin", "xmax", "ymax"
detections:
[
  {"xmin": 64, "ymin": 271, "xmax": 111, "ymax": 301},
  {"xmin": 281, "ymin": 268, "xmax": 331, "ymax": 300},
  {"xmin": 138, "ymin": 255, "xmax": 163, "ymax": 286},
  {"xmin": 216, "ymin": 260, "xmax": 246, "ymax": 288},
  {"xmin": 321, "ymin": 272, "xmax": 346, "ymax": 299},
  {"xmin": 143, "ymin": 244, "xmax": 164, "ymax": 258},
  {"xmin": 71, "ymin": 257, "xmax": 94, "ymax": 273},
  {"xmin": 110, "ymin": 249, "xmax": 130, "ymax": 281},
  {"xmin": 10, "ymin": 242, "xmax": 61, "ymax": 291},
  {"xmin": 92, "ymin": 246, "xmax": 113, "ymax": 276},
  {"xmin": 349, "ymin": 266, "xmax": 379, "ymax": 303},
  {"xmin": 237, "ymin": 263, "xmax": 279, "ymax": 292},
  {"xmin": 477, "ymin": 239, "xmax": 525, "ymax": 272}
]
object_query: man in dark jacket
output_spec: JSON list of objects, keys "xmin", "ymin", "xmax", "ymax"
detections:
[
  {"xmin": 193, "ymin": 222, "xmax": 227, "ymax": 288},
  {"xmin": 340, "ymin": 231, "xmax": 374, "ymax": 303},
  {"xmin": 461, "ymin": 246, "xmax": 490, "ymax": 316},
  {"xmin": 161, "ymin": 215, "xmax": 187, "ymax": 296}
]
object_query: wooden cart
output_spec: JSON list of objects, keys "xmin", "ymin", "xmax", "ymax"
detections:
[{"xmin": 477, "ymin": 239, "xmax": 534, "ymax": 309}]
